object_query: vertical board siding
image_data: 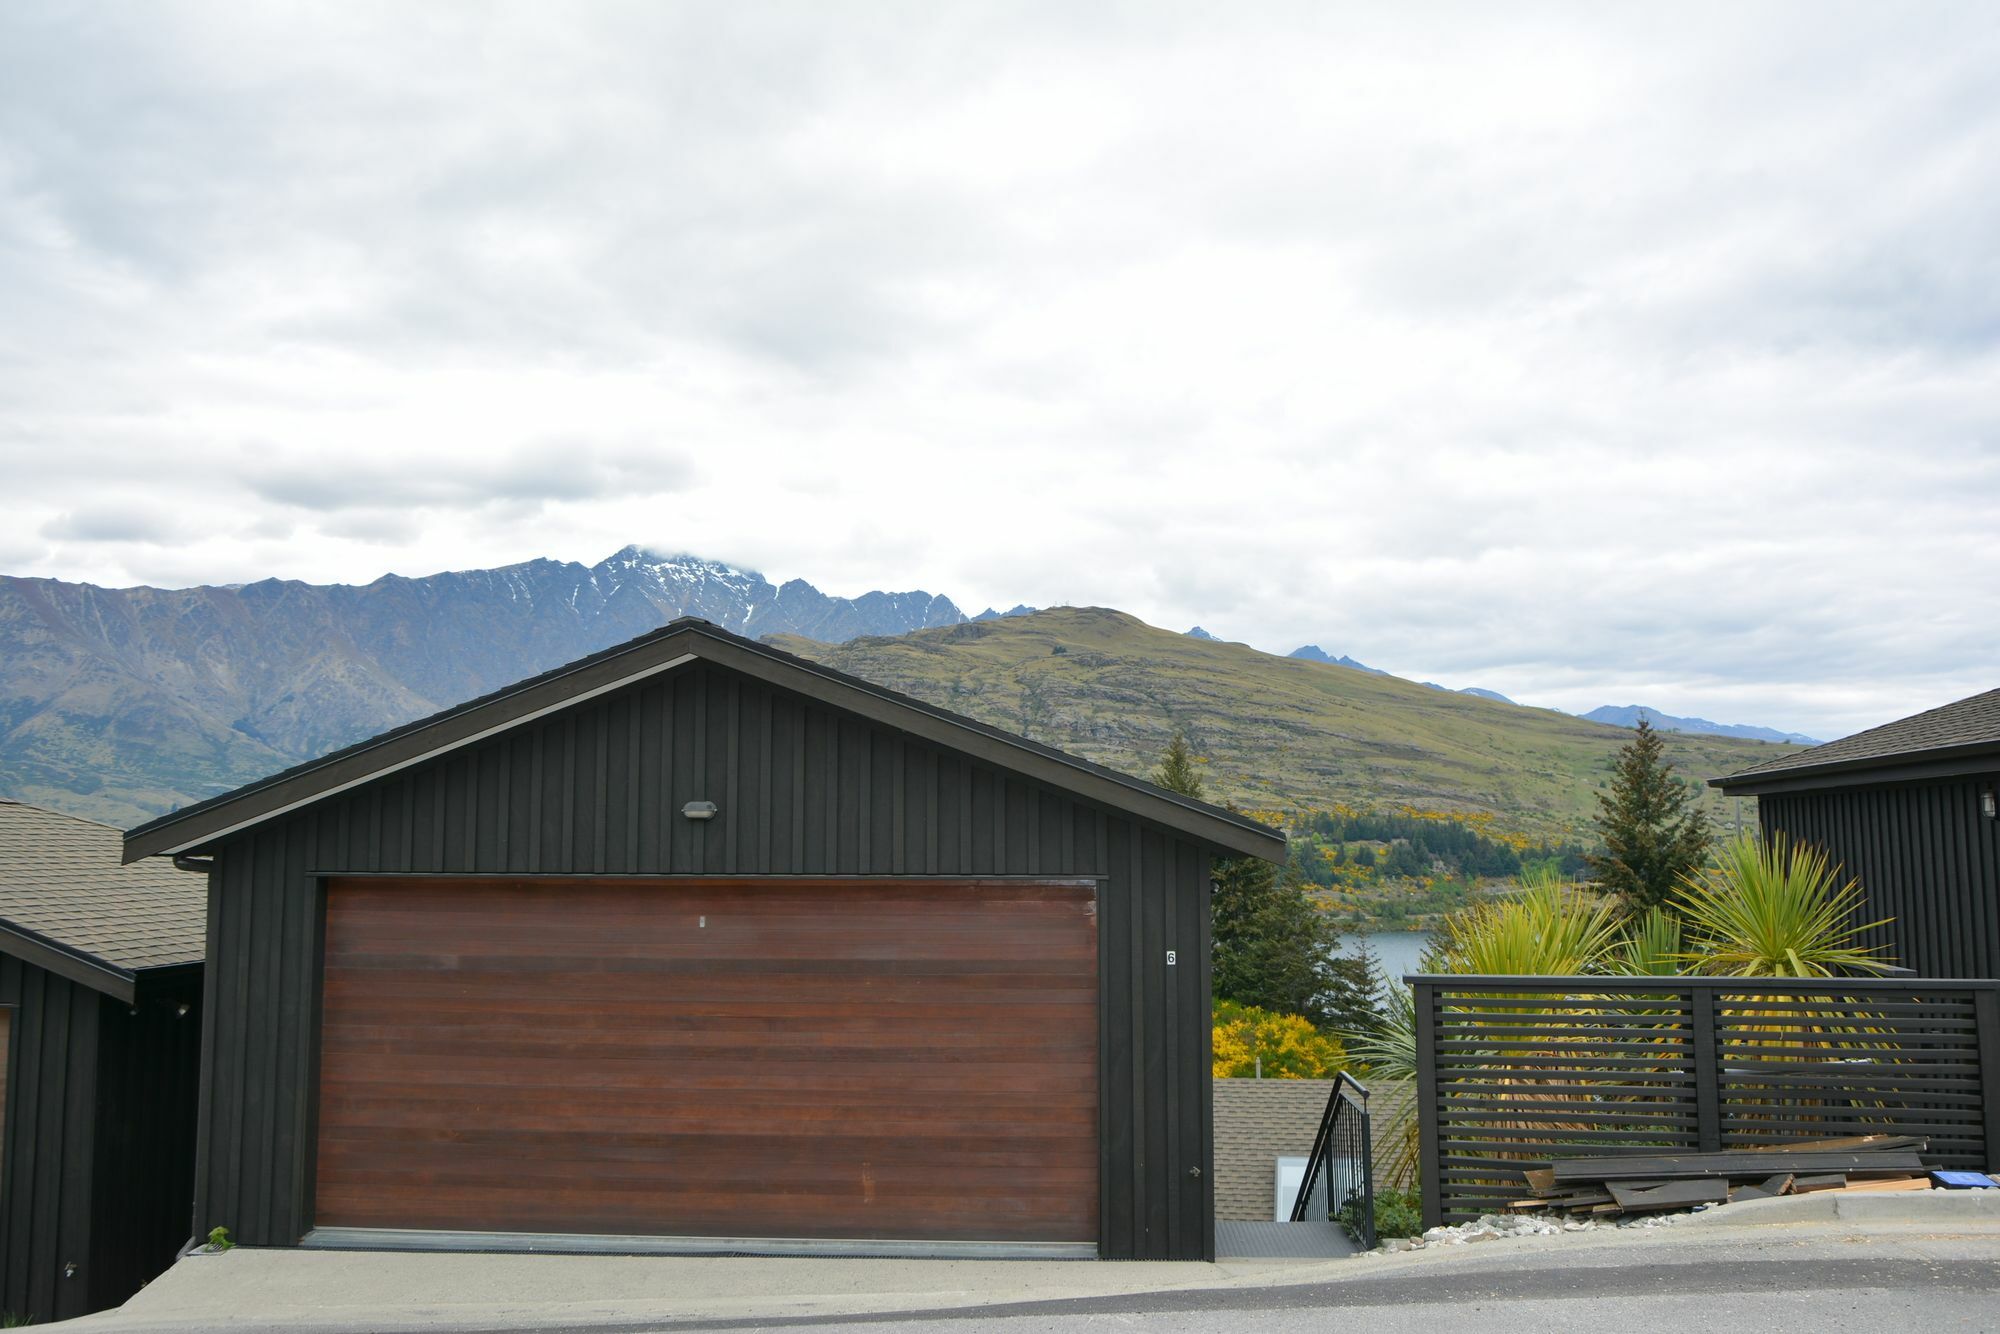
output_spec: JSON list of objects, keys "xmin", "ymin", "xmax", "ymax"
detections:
[
  {"xmin": 1761, "ymin": 775, "xmax": 2000, "ymax": 979},
  {"xmin": 0, "ymin": 960, "xmax": 99, "ymax": 1324},
  {"xmin": 193, "ymin": 663, "xmax": 1218, "ymax": 1259},
  {"xmin": 88, "ymin": 976, "xmax": 202, "ymax": 1314}
]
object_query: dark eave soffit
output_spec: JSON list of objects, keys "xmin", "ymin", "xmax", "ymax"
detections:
[{"xmin": 124, "ymin": 623, "xmax": 1286, "ymax": 864}]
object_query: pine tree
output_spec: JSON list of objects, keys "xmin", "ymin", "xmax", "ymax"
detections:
[
  {"xmin": 1211, "ymin": 854, "xmax": 1379, "ymax": 1032},
  {"xmin": 1154, "ymin": 729, "xmax": 1203, "ymax": 799},
  {"xmin": 1588, "ymin": 717, "xmax": 1713, "ymax": 911}
]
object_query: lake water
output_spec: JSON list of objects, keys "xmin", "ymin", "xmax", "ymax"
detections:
[{"xmin": 1351, "ymin": 930, "xmax": 1434, "ymax": 984}]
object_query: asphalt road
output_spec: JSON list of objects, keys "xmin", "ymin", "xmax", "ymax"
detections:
[{"xmin": 519, "ymin": 1231, "xmax": 2000, "ymax": 1334}]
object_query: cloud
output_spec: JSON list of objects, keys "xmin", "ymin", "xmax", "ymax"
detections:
[
  {"xmin": 1, "ymin": 3, "xmax": 1997, "ymax": 740},
  {"xmin": 241, "ymin": 441, "xmax": 695, "ymax": 513},
  {"xmin": 40, "ymin": 504, "xmax": 190, "ymax": 544}
]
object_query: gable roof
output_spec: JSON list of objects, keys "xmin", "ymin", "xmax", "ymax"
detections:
[
  {"xmin": 0, "ymin": 800, "xmax": 205, "ymax": 1001},
  {"xmin": 1713, "ymin": 686, "xmax": 2000, "ymax": 795},
  {"xmin": 125, "ymin": 618, "xmax": 1285, "ymax": 863}
]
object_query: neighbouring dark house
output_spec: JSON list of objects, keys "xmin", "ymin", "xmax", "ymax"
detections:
[
  {"xmin": 0, "ymin": 801, "xmax": 204, "ymax": 1324},
  {"xmin": 1713, "ymin": 687, "xmax": 2000, "ymax": 978},
  {"xmin": 124, "ymin": 618, "xmax": 1284, "ymax": 1262}
]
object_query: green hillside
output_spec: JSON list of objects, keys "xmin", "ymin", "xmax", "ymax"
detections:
[{"xmin": 770, "ymin": 608, "xmax": 1792, "ymax": 842}]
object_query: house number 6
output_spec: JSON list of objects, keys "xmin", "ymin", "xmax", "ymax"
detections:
[{"xmin": 1166, "ymin": 950, "xmax": 1177, "ymax": 966}]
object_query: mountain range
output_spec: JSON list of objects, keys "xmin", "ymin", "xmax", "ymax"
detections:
[
  {"xmin": 0, "ymin": 547, "xmax": 968, "ymax": 823},
  {"xmin": 0, "ymin": 547, "xmax": 1810, "ymax": 830},
  {"xmin": 1577, "ymin": 704, "xmax": 1821, "ymax": 747}
]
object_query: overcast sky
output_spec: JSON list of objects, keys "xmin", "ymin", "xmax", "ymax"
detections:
[{"xmin": 3, "ymin": 3, "xmax": 1996, "ymax": 741}]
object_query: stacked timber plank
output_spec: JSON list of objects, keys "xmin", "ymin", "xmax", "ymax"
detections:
[{"xmin": 1507, "ymin": 1135, "xmax": 1935, "ymax": 1219}]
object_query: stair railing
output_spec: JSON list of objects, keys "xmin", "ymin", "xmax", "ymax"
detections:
[{"xmin": 1289, "ymin": 1071, "xmax": 1376, "ymax": 1247}]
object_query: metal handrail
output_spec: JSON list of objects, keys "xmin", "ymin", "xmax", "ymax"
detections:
[{"xmin": 1288, "ymin": 1071, "xmax": 1376, "ymax": 1247}]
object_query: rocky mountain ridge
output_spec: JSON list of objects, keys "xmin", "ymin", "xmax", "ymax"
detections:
[{"xmin": 0, "ymin": 547, "xmax": 967, "ymax": 822}]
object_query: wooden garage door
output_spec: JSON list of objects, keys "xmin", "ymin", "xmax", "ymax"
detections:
[{"xmin": 314, "ymin": 878, "xmax": 1099, "ymax": 1244}]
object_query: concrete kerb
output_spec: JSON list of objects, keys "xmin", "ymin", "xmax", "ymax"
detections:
[{"xmin": 1676, "ymin": 1187, "xmax": 2000, "ymax": 1229}]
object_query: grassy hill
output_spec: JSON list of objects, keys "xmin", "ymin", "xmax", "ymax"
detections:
[{"xmin": 770, "ymin": 608, "xmax": 1794, "ymax": 841}]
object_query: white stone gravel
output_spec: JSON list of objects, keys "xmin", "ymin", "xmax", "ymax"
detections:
[{"xmin": 1383, "ymin": 1206, "xmax": 1700, "ymax": 1253}]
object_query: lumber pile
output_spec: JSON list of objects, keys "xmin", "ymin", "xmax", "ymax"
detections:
[{"xmin": 1507, "ymin": 1135, "xmax": 1936, "ymax": 1219}]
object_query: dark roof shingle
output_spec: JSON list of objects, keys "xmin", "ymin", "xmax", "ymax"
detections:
[
  {"xmin": 0, "ymin": 800, "xmax": 204, "ymax": 974},
  {"xmin": 1716, "ymin": 687, "xmax": 2000, "ymax": 789}
]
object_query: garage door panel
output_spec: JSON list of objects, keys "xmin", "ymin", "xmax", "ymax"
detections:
[
  {"xmin": 315, "ymin": 878, "xmax": 1100, "ymax": 1244},
  {"xmin": 318, "ymin": 1052, "xmax": 1102, "ymax": 1097},
  {"xmin": 318, "ymin": 1094, "xmax": 1101, "ymax": 1137},
  {"xmin": 316, "ymin": 1168, "xmax": 1100, "ymax": 1236},
  {"xmin": 321, "ymin": 996, "xmax": 1102, "ymax": 1033},
  {"xmin": 319, "ymin": 1074, "xmax": 1102, "ymax": 1109},
  {"xmin": 315, "ymin": 1190, "xmax": 1095, "ymax": 1244},
  {"xmin": 316, "ymin": 1149, "xmax": 1099, "ymax": 1197},
  {"xmin": 320, "ymin": 1030, "xmax": 1100, "ymax": 1064},
  {"xmin": 318, "ymin": 1129, "xmax": 1096, "ymax": 1170},
  {"xmin": 319, "ymin": 1043, "xmax": 1100, "ymax": 1084}
]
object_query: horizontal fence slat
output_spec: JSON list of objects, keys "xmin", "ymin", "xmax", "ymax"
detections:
[
  {"xmin": 1435, "ymin": 1010, "xmax": 1695, "ymax": 1025},
  {"xmin": 1436, "ymin": 1055, "xmax": 1703, "ymax": 1071},
  {"xmin": 1439, "ymin": 1081, "xmax": 1698, "ymax": 1098},
  {"xmin": 1432, "ymin": 1032, "xmax": 1696, "ymax": 1040},
  {"xmin": 1713, "ymin": 1001, "xmax": 1979, "ymax": 1017},
  {"xmin": 1440, "ymin": 1110, "xmax": 1702, "ymax": 1127}
]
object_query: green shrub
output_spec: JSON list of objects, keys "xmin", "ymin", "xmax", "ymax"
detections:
[{"xmin": 1340, "ymin": 1187, "xmax": 1423, "ymax": 1242}]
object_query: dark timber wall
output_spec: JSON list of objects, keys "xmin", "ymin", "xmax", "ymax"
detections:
[
  {"xmin": 89, "ymin": 972, "xmax": 202, "ymax": 1312},
  {"xmin": 0, "ymin": 959, "xmax": 202, "ymax": 1323},
  {"xmin": 194, "ymin": 663, "xmax": 1219, "ymax": 1260},
  {"xmin": 1760, "ymin": 773, "xmax": 2000, "ymax": 979},
  {"xmin": 0, "ymin": 956, "xmax": 98, "ymax": 1324}
]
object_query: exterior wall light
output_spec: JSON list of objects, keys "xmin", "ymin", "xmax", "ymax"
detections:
[
  {"xmin": 682, "ymin": 801, "xmax": 718, "ymax": 821},
  {"xmin": 1982, "ymin": 786, "xmax": 1998, "ymax": 820}
]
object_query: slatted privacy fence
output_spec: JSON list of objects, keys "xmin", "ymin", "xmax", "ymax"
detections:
[{"xmin": 1410, "ymin": 975, "xmax": 2000, "ymax": 1226}]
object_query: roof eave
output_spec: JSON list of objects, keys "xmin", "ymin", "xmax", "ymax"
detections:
[
  {"xmin": 1712, "ymin": 741, "xmax": 2000, "ymax": 796},
  {"xmin": 0, "ymin": 918, "xmax": 138, "ymax": 1003}
]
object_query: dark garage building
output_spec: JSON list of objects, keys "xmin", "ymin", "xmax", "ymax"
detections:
[
  {"xmin": 1713, "ymin": 687, "xmax": 2000, "ymax": 978},
  {"xmin": 0, "ymin": 801, "xmax": 204, "ymax": 1323},
  {"xmin": 124, "ymin": 619, "xmax": 1284, "ymax": 1261}
]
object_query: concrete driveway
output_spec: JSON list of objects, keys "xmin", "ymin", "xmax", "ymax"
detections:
[{"xmin": 66, "ymin": 1195, "xmax": 2000, "ymax": 1333}]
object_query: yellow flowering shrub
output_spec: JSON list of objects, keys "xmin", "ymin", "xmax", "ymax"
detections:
[{"xmin": 1212, "ymin": 999, "xmax": 1348, "ymax": 1079}]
